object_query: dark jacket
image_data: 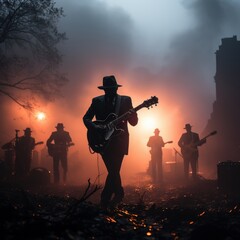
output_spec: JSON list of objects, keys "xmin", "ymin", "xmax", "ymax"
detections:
[
  {"xmin": 178, "ymin": 132, "xmax": 200, "ymax": 158},
  {"xmin": 83, "ymin": 94, "xmax": 138, "ymax": 154},
  {"xmin": 47, "ymin": 130, "xmax": 72, "ymax": 154},
  {"xmin": 147, "ymin": 135, "xmax": 164, "ymax": 155},
  {"xmin": 16, "ymin": 136, "xmax": 35, "ymax": 159}
]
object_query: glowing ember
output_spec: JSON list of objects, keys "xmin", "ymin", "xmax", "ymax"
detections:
[
  {"xmin": 146, "ymin": 232, "xmax": 152, "ymax": 236},
  {"xmin": 199, "ymin": 211, "xmax": 205, "ymax": 216}
]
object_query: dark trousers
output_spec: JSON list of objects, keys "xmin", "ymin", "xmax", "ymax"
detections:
[
  {"xmin": 151, "ymin": 154, "xmax": 163, "ymax": 184},
  {"xmin": 15, "ymin": 155, "xmax": 32, "ymax": 179},
  {"xmin": 53, "ymin": 153, "xmax": 67, "ymax": 184},
  {"xmin": 101, "ymin": 151, "xmax": 124, "ymax": 204},
  {"xmin": 183, "ymin": 154, "xmax": 198, "ymax": 181}
]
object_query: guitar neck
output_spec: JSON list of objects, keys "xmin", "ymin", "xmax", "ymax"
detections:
[
  {"xmin": 110, "ymin": 104, "xmax": 144, "ymax": 126},
  {"xmin": 194, "ymin": 131, "xmax": 217, "ymax": 146},
  {"xmin": 201, "ymin": 131, "xmax": 217, "ymax": 141},
  {"xmin": 107, "ymin": 96, "xmax": 158, "ymax": 127},
  {"xmin": 201, "ymin": 134, "xmax": 211, "ymax": 141}
]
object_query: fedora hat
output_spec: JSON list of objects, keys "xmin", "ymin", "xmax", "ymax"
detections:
[
  {"xmin": 24, "ymin": 127, "xmax": 32, "ymax": 132},
  {"xmin": 98, "ymin": 75, "xmax": 122, "ymax": 89},
  {"xmin": 184, "ymin": 123, "xmax": 192, "ymax": 129},
  {"xmin": 55, "ymin": 123, "xmax": 64, "ymax": 129}
]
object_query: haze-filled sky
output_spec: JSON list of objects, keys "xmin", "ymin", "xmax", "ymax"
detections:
[{"xmin": 1, "ymin": 0, "xmax": 240, "ymax": 183}]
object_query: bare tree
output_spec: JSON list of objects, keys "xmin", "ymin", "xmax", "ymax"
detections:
[{"xmin": 0, "ymin": 0, "xmax": 68, "ymax": 110}]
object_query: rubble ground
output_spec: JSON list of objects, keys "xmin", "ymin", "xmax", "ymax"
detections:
[{"xmin": 0, "ymin": 179, "xmax": 240, "ymax": 240}]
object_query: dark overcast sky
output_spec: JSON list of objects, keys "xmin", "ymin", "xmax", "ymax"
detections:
[{"xmin": 55, "ymin": 0, "xmax": 240, "ymax": 125}]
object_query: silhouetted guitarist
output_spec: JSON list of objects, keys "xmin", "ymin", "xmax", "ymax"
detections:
[
  {"xmin": 47, "ymin": 123, "xmax": 73, "ymax": 185},
  {"xmin": 178, "ymin": 123, "xmax": 206, "ymax": 182},
  {"xmin": 83, "ymin": 75, "xmax": 138, "ymax": 208},
  {"xmin": 147, "ymin": 128, "xmax": 172, "ymax": 184},
  {"xmin": 15, "ymin": 128, "xmax": 37, "ymax": 179}
]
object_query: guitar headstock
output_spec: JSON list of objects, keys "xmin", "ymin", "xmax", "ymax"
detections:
[{"xmin": 143, "ymin": 96, "xmax": 158, "ymax": 109}]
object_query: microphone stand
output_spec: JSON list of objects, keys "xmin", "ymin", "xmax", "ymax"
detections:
[
  {"xmin": 172, "ymin": 148, "xmax": 183, "ymax": 180},
  {"xmin": 173, "ymin": 147, "xmax": 183, "ymax": 163}
]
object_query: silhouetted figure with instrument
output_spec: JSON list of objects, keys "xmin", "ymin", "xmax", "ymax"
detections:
[
  {"xmin": 15, "ymin": 128, "xmax": 36, "ymax": 179},
  {"xmin": 178, "ymin": 124, "xmax": 206, "ymax": 182},
  {"xmin": 147, "ymin": 128, "xmax": 172, "ymax": 184},
  {"xmin": 47, "ymin": 123, "xmax": 73, "ymax": 185},
  {"xmin": 1, "ymin": 131, "xmax": 17, "ymax": 179},
  {"xmin": 83, "ymin": 75, "xmax": 139, "ymax": 208}
]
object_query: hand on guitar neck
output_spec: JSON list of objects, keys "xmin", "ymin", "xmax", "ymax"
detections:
[{"xmin": 127, "ymin": 108, "xmax": 136, "ymax": 115}]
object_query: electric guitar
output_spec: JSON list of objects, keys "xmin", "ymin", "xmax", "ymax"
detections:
[
  {"xmin": 87, "ymin": 96, "xmax": 158, "ymax": 153},
  {"xmin": 48, "ymin": 142, "xmax": 74, "ymax": 157},
  {"xmin": 149, "ymin": 141, "xmax": 173, "ymax": 154},
  {"xmin": 181, "ymin": 130, "xmax": 217, "ymax": 157},
  {"xmin": 35, "ymin": 141, "xmax": 44, "ymax": 146}
]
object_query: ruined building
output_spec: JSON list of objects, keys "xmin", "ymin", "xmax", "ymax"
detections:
[{"xmin": 202, "ymin": 35, "xmax": 240, "ymax": 178}]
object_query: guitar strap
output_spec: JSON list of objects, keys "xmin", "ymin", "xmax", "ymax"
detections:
[{"xmin": 115, "ymin": 95, "xmax": 121, "ymax": 116}]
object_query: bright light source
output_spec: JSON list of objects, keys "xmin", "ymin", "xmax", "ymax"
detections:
[
  {"xmin": 140, "ymin": 116, "xmax": 157, "ymax": 132},
  {"xmin": 36, "ymin": 112, "xmax": 46, "ymax": 121}
]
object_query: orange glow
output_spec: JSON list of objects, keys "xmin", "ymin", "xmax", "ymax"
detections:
[
  {"xmin": 0, "ymin": 74, "xmax": 210, "ymax": 186},
  {"xmin": 35, "ymin": 112, "xmax": 46, "ymax": 121},
  {"xmin": 140, "ymin": 116, "xmax": 157, "ymax": 131}
]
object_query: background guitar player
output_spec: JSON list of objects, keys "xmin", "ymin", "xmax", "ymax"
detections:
[
  {"xmin": 147, "ymin": 128, "xmax": 173, "ymax": 184},
  {"xmin": 47, "ymin": 123, "xmax": 73, "ymax": 185},
  {"xmin": 178, "ymin": 123, "xmax": 209, "ymax": 182},
  {"xmin": 15, "ymin": 127, "xmax": 43, "ymax": 179}
]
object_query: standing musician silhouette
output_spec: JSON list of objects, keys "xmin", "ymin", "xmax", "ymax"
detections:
[
  {"xmin": 15, "ymin": 128, "xmax": 35, "ymax": 179},
  {"xmin": 83, "ymin": 75, "xmax": 138, "ymax": 208},
  {"xmin": 47, "ymin": 123, "xmax": 73, "ymax": 185},
  {"xmin": 147, "ymin": 128, "xmax": 166, "ymax": 184},
  {"xmin": 178, "ymin": 123, "xmax": 206, "ymax": 182}
]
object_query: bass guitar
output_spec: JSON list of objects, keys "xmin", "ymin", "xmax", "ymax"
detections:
[
  {"xmin": 181, "ymin": 130, "xmax": 217, "ymax": 157},
  {"xmin": 87, "ymin": 96, "xmax": 158, "ymax": 153}
]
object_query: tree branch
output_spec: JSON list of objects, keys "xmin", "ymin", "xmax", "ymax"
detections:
[{"xmin": 0, "ymin": 88, "xmax": 33, "ymax": 110}]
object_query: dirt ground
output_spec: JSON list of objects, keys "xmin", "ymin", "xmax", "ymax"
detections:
[{"xmin": 0, "ymin": 178, "xmax": 240, "ymax": 240}]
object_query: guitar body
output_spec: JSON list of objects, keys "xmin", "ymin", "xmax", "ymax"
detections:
[
  {"xmin": 47, "ymin": 144, "xmax": 55, "ymax": 157},
  {"xmin": 86, "ymin": 96, "xmax": 159, "ymax": 154},
  {"xmin": 180, "ymin": 131, "xmax": 217, "ymax": 158},
  {"xmin": 87, "ymin": 128, "xmax": 106, "ymax": 154},
  {"xmin": 87, "ymin": 113, "xmax": 123, "ymax": 153},
  {"xmin": 181, "ymin": 143, "xmax": 198, "ymax": 159},
  {"xmin": 47, "ymin": 142, "xmax": 74, "ymax": 157}
]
